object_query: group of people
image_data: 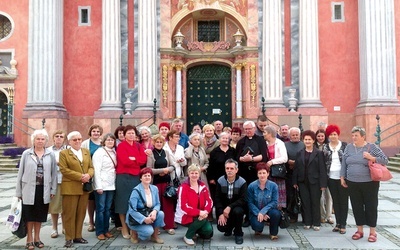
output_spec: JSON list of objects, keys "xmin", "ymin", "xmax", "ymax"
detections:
[{"xmin": 15, "ymin": 117, "xmax": 388, "ymax": 249}]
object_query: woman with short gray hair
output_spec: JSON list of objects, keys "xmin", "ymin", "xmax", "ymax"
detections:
[{"xmin": 16, "ymin": 129, "xmax": 57, "ymax": 249}]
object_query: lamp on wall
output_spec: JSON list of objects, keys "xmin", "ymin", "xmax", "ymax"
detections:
[
  {"xmin": 174, "ymin": 29, "xmax": 185, "ymax": 49},
  {"xmin": 233, "ymin": 29, "xmax": 244, "ymax": 47}
]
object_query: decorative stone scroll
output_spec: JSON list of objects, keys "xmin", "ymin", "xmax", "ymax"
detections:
[
  {"xmin": 162, "ymin": 65, "xmax": 168, "ymax": 105},
  {"xmin": 187, "ymin": 41, "xmax": 230, "ymax": 52}
]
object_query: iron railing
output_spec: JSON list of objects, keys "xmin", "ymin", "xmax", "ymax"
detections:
[{"xmin": 375, "ymin": 114, "xmax": 400, "ymax": 147}]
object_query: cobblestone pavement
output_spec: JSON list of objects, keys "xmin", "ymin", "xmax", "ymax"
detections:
[{"xmin": 1, "ymin": 171, "xmax": 400, "ymax": 249}]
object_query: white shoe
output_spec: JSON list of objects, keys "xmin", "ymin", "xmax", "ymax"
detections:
[{"xmin": 183, "ymin": 236, "xmax": 195, "ymax": 245}]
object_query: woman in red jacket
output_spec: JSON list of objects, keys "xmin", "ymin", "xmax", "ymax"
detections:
[
  {"xmin": 115, "ymin": 125, "xmax": 147, "ymax": 239},
  {"xmin": 175, "ymin": 164, "xmax": 213, "ymax": 246}
]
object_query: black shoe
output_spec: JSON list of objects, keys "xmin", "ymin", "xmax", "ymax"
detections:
[
  {"xmin": 73, "ymin": 238, "xmax": 88, "ymax": 244},
  {"xmin": 224, "ymin": 231, "xmax": 232, "ymax": 236},
  {"xmin": 242, "ymin": 220, "xmax": 250, "ymax": 227},
  {"xmin": 64, "ymin": 240, "xmax": 73, "ymax": 248},
  {"xmin": 235, "ymin": 235, "xmax": 243, "ymax": 244}
]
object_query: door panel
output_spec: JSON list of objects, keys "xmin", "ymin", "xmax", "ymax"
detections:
[{"xmin": 186, "ymin": 64, "xmax": 232, "ymax": 131}]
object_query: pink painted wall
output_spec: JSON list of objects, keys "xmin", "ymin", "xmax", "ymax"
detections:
[
  {"xmin": 318, "ymin": 0, "xmax": 360, "ymax": 114},
  {"xmin": 0, "ymin": 0, "xmax": 29, "ymax": 145},
  {"xmin": 63, "ymin": 0, "xmax": 102, "ymax": 116}
]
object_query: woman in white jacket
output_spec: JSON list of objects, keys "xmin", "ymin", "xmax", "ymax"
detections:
[
  {"xmin": 92, "ymin": 133, "xmax": 117, "ymax": 240},
  {"xmin": 263, "ymin": 125, "xmax": 288, "ymax": 209}
]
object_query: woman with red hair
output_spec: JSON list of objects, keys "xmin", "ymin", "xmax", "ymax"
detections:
[{"xmin": 323, "ymin": 125, "xmax": 348, "ymax": 234}]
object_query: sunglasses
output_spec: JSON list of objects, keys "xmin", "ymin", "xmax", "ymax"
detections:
[{"xmin": 71, "ymin": 138, "xmax": 82, "ymax": 142}]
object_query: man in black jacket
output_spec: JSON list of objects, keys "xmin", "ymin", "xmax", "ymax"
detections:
[{"xmin": 215, "ymin": 159, "xmax": 247, "ymax": 245}]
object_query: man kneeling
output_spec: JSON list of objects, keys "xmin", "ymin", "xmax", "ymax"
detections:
[{"xmin": 215, "ymin": 159, "xmax": 247, "ymax": 244}]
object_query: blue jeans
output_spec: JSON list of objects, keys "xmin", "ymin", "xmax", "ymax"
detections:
[
  {"xmin": 249, "ymin": 208, "xmax": 281, "ymax": 236},
  {"xmin": 94, "ymin": 190, "xmax": 115, "ymax": 236}
]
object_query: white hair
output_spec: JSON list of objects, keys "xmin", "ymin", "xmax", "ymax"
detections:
[
  {"xmin": 67, "ymin": 131, "xmax": 82, "ymax": 140},
  {"xmin": 189, "ymin": 132, "xmax": 201, "ymax": 141},
  {"xmin": 289, "ymin": 127, "xmax": 301, "ymax": 134},
  {"xmin": 243, "ymin": 120, "xmax": 255, "ymax": 128},
  {"xmin": 138, "ymin": 126, "xmax": 151, "ymax": 134},
  {"xmin": 31, "ymin": 129, "xmax": 49, "ymax": 144}
]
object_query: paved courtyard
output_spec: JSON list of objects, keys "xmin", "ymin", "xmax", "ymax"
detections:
[{"xmin": 1, "ymin": 171, "xmax": 400, "ymax": 249}]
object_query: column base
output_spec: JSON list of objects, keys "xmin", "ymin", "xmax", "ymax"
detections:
[
  {"xmin": 22, "ymin": 104, "xmax": 68, "ymax": 119},
  {"xmin": 298, "ymin": 100, "xmax": 323, "ymax": 108},
  {"xmin": 357, "ymin": 99, "xmax": 400, "ymax": 108}
]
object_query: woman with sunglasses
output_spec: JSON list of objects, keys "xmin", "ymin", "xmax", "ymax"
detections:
[{"xmin": 340, "ymin": 126, "xmax": 388, "ymax": 243}]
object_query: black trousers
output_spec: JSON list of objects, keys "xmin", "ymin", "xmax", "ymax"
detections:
[
  {"xmin": 347, "ymin": 180, "xmax": 379, "ymax": 227},
  {"xmin": 328, "ymin": 178, "xmax": 349, "ymax": 227},
  {"xmin": 217, "ymin": 206, "xmax": 244, "ymax": 236},
  {"xmin": 298, "ymin": 182, "xmax": 321, "ymax": 226}
]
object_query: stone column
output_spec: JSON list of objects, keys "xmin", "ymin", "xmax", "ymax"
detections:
[
  {"xmin": 137, "ymin": 0, "xmax": 158, "ymax": 110},
  {"xmin": 25, "ymin": 0, "xmax": 65, "ymax": 111},
  {"xmin": 235, "ymin": 64, "xmax": 243, "ymax": 118},
  {"xmin": 99, "ymin": 0, "xmax": 122, "ymax": 110},
  {"xmin": 262, "ymin": 0, "xmax": 284, "ymax": 107},
  {"xmin": 358, "ymin": 0, "xmax": 398, "ymax": 106},
  {"xmin": 298, "ymin": 0, "xmax": 322, "ymax": 107},
  {"xmin": 175, "ymin": 65, "xmax": 183, "ymax": 118}
]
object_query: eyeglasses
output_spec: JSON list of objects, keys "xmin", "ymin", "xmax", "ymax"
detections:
[
  {"xmin": 55, "ymin": 135, "xmax": 64, "ymax": 138},
  {"xmin": 71, "ymin": 138, "xmax": 82, "ymax": 142},
  {"xmin": 106, "ymin": 139, "xmax": 115, "ymax": 142}
]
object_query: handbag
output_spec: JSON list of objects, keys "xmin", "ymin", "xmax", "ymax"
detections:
[
  {"xmin": 12, "ymin": 217, "xmax": 26, "ymax": 238},
  {"xmin": 367, "ymin": 145, "xmax": 392, "ymax": 181},
  {"xmin": 128, "ymin": 189, "xmax": 153, "ymax": 226},
  {"xmin": 270, "ymin": 164, "xmax": 287, "ymax": 179},
  {"xmin": 279, "ymin": 210, "xmax": 290, "ymax": 229},
  {"xmin": 164, "ymin": 170, "xmax": 180, "ymax": 199},
  {"xmin": 6, "ymin": 197, "xmax": 22, "ymax": 232},
  {"xmin": 82, "ymin": 178, "xmax": 93, "ymax": 192},
  {"xmin": 369, "ymin": 161, "xmax": 392, "ymax": 181},
  {"xmin": 288, "ymin": 188, "xmax": 302, "ymax": 214}
]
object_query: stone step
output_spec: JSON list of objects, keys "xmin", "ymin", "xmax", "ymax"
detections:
[
  {"xmin": 387, "ymin": 160, "xmax": 400, "ymax": 173},
  {"xmin": 389, "ymin": 156, "xmax": 400, "ymax": 163}
]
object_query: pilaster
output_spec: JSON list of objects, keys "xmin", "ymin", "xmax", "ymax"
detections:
[
  {"xmin": 298, "ymin": 0, "xmax": 322, "ymax": 107},
  {"xmin": 25, "ymin": 0, "xmax": 66, "ymax": 112},
  {"xmin": 136, "ymin": 0, "xmax": 158, "ymax": 110},
  {"xmin": 358, "ymin": 0, "xmax": 398, "ymax": 107},
  {"xmin": 262, "ymin": 0, "xmax": 285, "ymax": 107}
]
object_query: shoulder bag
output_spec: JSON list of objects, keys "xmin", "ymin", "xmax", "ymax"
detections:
[
  {"xmin": 164, "ymin": 169, "xmax": 180, "ymax": 199},
  {"xmin": 367, "ymin": 145, "xmax": 392, "ymax": 181},
  {"xmin": 270, "ymin": 163, "xmax": 287, "ymax": 179},
  {"xmin": 128, "ymin": 189, "xmax": 153, "ymax": 226}
]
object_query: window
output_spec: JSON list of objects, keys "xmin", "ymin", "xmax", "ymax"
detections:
[
  {"xmin": 332, "ymin": 2, "xmax": 344, "ymax": 22},
  {"xmin": 198, "ymin": 21, "xmax": 220, "ymax": 42},
  {"xmin": 0, "ymin": 13, "xmax": 13, "ymax": 42},
  {"xmin": 78, "ymin": 6, "xmax": 91, "ymax": 26}
]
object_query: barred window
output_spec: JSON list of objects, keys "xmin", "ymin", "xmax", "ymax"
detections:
[
  {"xmin": 331, "ymin": 2, "xmax": 345, "ymax": 23},
  {"xmin": 198, "ymin": 21, "xmax": 220, "ymax": 42},
  {"xmin": 0, "ymin": 14, "xmax": 12, "ymax": 41}
]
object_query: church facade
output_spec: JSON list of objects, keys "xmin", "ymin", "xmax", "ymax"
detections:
[{"xmin": 0, "ymin": 0, "xmax": 399, "ymax": 146}]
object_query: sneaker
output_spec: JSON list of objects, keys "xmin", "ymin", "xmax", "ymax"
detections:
[
  {"xmin": 235, "ymin": 235, "xmax": 243, "ymax": 244},
  {"xmin": 50, "ymin": 230, "xmax": 58, "ymax": 238},
  {"xmin": 313, "ymin": 226, "xmax": 320, "ymax": 231},
  {"xmin": 183, "ymin": 236, "xmax": 195, "ymax": 246}
]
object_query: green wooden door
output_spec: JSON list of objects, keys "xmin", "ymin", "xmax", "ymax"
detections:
[
  {"xmin": 186, "ymin": 64, "xmax": 232, "ymax": 131},
  {"xmin": 0, "ymin": 92, "xmax": 8, "ymax": 136}
]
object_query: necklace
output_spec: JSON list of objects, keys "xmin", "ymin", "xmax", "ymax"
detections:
[
  {"xmin": 354, "ymin": 144, "xmax": 365, "ymax": 154},
  {"xmin": 154, "ymin": 149, "xmax": 163, "ymax": 156}
]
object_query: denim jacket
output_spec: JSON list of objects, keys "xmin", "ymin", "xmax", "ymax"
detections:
[{"xmin": 247, "ymin": 179, "xmax": 278, "ymax": 216}]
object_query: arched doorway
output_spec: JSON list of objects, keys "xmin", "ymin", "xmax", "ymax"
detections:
[{"xmin": 186, "ymin": 64, "xmax": 232, "ymax": 131}]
